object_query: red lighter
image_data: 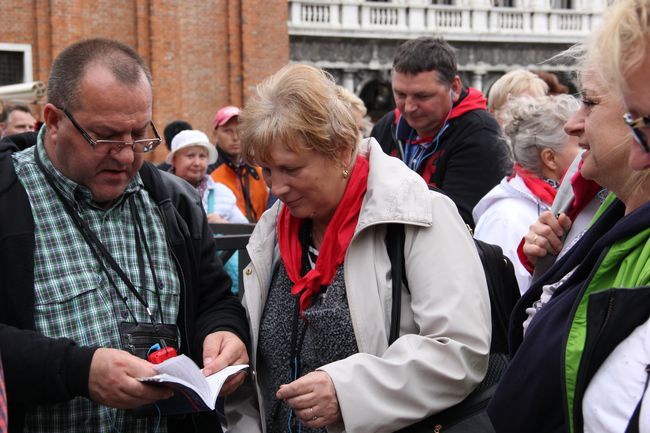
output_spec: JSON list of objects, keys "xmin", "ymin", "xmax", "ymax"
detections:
[{"xmin": 147, "ymin": 346, "xmax": 178, "ymax": 364}]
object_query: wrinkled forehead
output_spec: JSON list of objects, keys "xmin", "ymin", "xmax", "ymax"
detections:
[
  {"xmin": 256, "ymin": 134, "xmax": 314, "ymax": 166},
  {"xmin": 178, "ymin": 145, "xmax": 209, "ymax": 155},
  {"xmin": 9, "ymin": 110, "xmax": 35, "ymax": 124},
  {"xmin": 75, "ymin": 64, "xmax": 152, "ymax": 111}
]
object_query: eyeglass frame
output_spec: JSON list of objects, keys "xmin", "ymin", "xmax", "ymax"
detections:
[
  {"xmin": 60, "ymin": 107, "xmax": 162, "ymax": 154},
  {"xmin": 623, "ymin": 112, "xmax": 650, "ymax": 153}
]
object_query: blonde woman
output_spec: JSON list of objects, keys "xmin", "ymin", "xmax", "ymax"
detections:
[
  {"xmin": 226, "ymin": 64, "xmax": 490, "ymax": 433},
  {"xmin": 488, "ymin": 2, "xmax": 650, "ymax": 430},
  {"xmin": 487, "ymin": 69, "xmax": 549, "ymax": 128}
]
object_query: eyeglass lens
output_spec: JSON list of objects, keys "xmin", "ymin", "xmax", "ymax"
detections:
[{"xmin": 624, "ymin": 113, "xmax": 650, "ymax": 153}]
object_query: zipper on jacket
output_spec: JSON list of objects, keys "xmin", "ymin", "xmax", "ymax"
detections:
[
  {"xmin": 560, "ymin": 246, "xmax": 611, "ymax": 433},
  {"xmin": 171, "ymin": 247, "xmax": 190, "ymax": 359},
  {"xmin": 155, "ymin": 204, "xmax": 192, "ymax": 359},
  {"xmin": 572, "ymin": 290, "xmax": 615, "ymax": 432}
]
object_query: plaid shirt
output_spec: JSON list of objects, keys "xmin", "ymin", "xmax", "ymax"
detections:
[{"xmin": 13, "ymin": 129, "xmax": 180, "ymax": 433}]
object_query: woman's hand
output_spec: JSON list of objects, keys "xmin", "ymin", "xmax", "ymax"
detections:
[
  {"xmin": 523, "ymin": 211, "xmax": 573, "ymax": 265},
  {"xmin": 207, "ymin": 213, "xmax": 228, "ymax": 223},
  {"xmin": 276, "ymin": 371, "xmax": 342, "ymax": 429}
]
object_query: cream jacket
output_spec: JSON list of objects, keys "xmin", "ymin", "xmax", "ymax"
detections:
[{"xmin": 225, "ymin": 139, "xmax": 491, "ymax": 433}]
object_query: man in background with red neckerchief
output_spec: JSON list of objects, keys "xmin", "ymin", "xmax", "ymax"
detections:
[{"xmin": 371, "ymin": 36, "xmax": 512, "ymax": 228}]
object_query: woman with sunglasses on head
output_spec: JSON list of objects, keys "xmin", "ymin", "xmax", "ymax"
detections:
[
  {"xmin": 224, "ymin": 64, "xmax": 491, "ymax": 433},
  {"xmin": 487, "ymin": 2, "xmax": 650, "ymax": 432}
]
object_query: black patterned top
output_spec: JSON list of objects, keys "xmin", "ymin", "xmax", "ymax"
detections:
[{"xmin": 258, "ymin": 259, "xmax": 358, "ymax": 433}]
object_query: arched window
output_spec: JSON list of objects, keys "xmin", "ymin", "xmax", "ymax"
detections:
[{"xmin": 359, "ymin": 79, "xmax": 395, "ymax": 122}]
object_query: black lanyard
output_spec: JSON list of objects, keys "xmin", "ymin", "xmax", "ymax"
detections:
[
  {"xmin": 34, "ymin": 148, "xmax": 164, "ymax": 326},
  {"xmin": 236, "ymin": 166, "xmax": 258, "ymax": 222},
  {"xmin": 224, "ymin": 154, "xmax": 258, "ymax": 222},
  {"xmin": 288, "ymin": 220, "xmax": 320, "ymax": 380}
]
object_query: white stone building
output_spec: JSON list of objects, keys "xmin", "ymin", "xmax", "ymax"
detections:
[{"xmin": 288, "ymin": 0, "xmax": 610, "ymax": 118}]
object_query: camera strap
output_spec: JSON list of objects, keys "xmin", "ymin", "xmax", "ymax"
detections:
[{"xmin": 34, "ymin": 148, "xmax": 164, "ymax": 326}]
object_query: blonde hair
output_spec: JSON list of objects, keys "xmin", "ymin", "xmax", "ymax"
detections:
[
  {"xmin": 487, "ymin": 69, "xmax": 549, "ymax": 113},
  {"xmin": 570, "ymin": 49, "xmax": 650, "ymax": 201},
  {"xmin": 337, "ymin": 86, "xmax": 367, "ymax": 118},
  {"xmin": 240, "ymin": 64, "xmax": 359, "ymax": 165},
  {"xmin": 591, "ymin": 0, "xmax": 650, "ymax": 92}
]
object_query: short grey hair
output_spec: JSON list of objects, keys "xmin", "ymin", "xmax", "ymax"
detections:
[
  {"xmin": 502, "ymin": 94, "xmax": 580, "ymax": 177},
  {"xmin": 48, "ymin": 38, "xmax": 152, "ymax": 111}
]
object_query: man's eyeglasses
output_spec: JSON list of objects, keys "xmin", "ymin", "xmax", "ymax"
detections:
[
  {"xmin": 623, "ymin": 112, "xmax": 650, "ymax": 153},
  {"xmin": 61, "ymin": 108, "xmax": 161, "ymax": 155}
]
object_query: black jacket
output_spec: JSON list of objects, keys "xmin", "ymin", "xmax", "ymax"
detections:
[
  {"xmin": 370, "ymin": 90, "xmax": 511, "ymax": 227},
  {"xmin": 0, "ymin": 134, "xmax": 250, "ymax": 432}
]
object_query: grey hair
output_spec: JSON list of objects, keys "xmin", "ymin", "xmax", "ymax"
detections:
[{"xmin": 502, "ymin": 94, "xmax": 580, "ymax": 176}]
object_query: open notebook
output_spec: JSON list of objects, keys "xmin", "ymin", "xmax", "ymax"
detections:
[{"xmin": 137, "ymin": 354, "xmax": 248, "ymax": 415}]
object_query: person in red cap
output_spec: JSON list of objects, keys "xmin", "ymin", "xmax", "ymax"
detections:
[{"xmin": 210, "ymin": 106, "xmax": 269, "ymax": 222}]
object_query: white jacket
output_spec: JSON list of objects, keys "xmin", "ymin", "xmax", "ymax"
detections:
[
  {"xmin": 472, "ymin": 175, "xmax": 550, "ymax": 294},
  {"xmin": 226, "ymin": 139, "xmax": 491, "ymax": 433},
  {"xmin": 202, "ymin": 176, "xmax": 248, "ymax": 223}
]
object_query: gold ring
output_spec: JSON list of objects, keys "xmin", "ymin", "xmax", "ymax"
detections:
[
  {"xmin": 532, "ymin": 234, "xmax": 539, "ymax": 244},
  {"xmin": 311, "ymin": 407, "xmax": 317, "ymax": 421}
]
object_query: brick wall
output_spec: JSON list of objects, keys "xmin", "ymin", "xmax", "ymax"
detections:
[{"xmin": 0, "ymin": 0, "xmax": 289, "ymax": 162}]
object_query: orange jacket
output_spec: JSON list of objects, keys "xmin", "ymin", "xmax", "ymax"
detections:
[{"xmin": 210, "ymin": 162, "xmax": 268, "ymax": 222}]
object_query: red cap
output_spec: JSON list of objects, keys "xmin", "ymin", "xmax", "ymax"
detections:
[{"xmin": 213, "ymin": 106, "xmax": 241, "ymax": 130}]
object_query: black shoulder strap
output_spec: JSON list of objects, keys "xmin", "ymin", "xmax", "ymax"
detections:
[
  {"xmin": 386, "ymin": 223, "xmax": 407, "ymax": 345},
  {"xmin": 625, "ymin": 364, "xmax": 650, "ymax": 433}
]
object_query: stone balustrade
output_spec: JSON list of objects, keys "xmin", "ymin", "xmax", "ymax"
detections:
[{"xmin": 289, "ymin": 0, "xmax": 604, "ymax": 43}]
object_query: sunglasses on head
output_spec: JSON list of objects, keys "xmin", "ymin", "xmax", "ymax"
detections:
[{"xmin": 623, "ymin": 112, "xmax": 650, "ymax": 153}]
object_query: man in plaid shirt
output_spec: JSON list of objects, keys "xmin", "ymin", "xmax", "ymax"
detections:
[{"xmin": 0, "ymin": 39, "xmax": 249, "ymax": 433}]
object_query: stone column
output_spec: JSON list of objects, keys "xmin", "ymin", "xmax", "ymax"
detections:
[
  {"xmin": 341, "ymin": 0, "xmax": 361, "ymax": 29},
  {"xmin": 471, "ymin": 65, "xmax": 487, "ymax": 93},
  {"xmin": 342, "ymin": 70, "xmax": 356, "ymax": 92},
  {"xmin": 529, "ymin": 0, "xmax": 549, "ymax": 33},
  {"xmin": 407, "ymin": 0, "xmax": 427, "ymax": 31}
]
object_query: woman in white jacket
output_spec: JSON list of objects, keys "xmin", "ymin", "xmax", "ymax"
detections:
[
  {"xmin": 225, "ymin": 64, "xmax": 490, "ymax": 433},
  {"xmin": 473, "ymin": 95, "xmax": 581, "ymax": 294}
]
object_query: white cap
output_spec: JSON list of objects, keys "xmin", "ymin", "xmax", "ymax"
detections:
[{"xmin": 166, "ymin": 129, "xmax": 218, "ymax": 165}]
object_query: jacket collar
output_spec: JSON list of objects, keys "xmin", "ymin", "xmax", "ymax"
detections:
[
  {"xmin": 472, "ymin": 174, "xmax": 549, "ymax": 222},
  {"xmin": 356, "ymin": 138, "xmax": 434, "ymax": 230}
]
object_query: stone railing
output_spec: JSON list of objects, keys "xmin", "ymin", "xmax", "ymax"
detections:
[{"xmin": 288, "ymin": 1, "xmax": 603, "ymax": 42}]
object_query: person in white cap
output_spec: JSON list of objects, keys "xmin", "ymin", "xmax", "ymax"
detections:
[{"xmin": 168, "ymin": 129, "xmax": 248, "ymax": 223}]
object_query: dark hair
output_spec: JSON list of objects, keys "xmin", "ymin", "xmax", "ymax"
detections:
[
  {"xmin": 534, "ymin": 71, "xmax": 570, "ymax": 95},
  {"xmin": 47, "ymin": 38, "xmax": 152, "ymax": 111},
  {"xmin": 392, "ymin": 37, "xmax": 458, "ymax": 85},
  {"xmin": 0, "ymin": 104, "xmax": 32, "ymax": 123},
  {"xmin": 163, "ymin": 120, "xmax": 193, "ymax": 150}
]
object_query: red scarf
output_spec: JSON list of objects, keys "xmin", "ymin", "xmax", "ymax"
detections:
[
  {"xmin": 566, "ymin": 160, "xmax": 602, "ymax": 221},
  {"xmin": 512, "ymin": 163, "xmax": 557, "ymax": 206},
  {"xmin": 516, "ymin": 159, "xmax": 602, "ymax": 273},
  {"xmin": 278, "ymin": 155, "xmax": 369, "ymax": 314}
]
